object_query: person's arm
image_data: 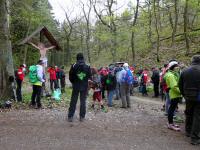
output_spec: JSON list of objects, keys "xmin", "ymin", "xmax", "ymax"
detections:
[
  {"xmin": 28, "ymin": 41, "xmax": 40, "ymax": 49},
  {"xmin": 69, "ymin": 64, "xmax": 75, "ymax": 84},
  {"xmin": 46, "ymin": 45, "xmax": 55, "ymax": 50},
  {"xmin": 178, "ymin": 73, "xmax": 184, "ymax": 96},
  {"xmin": 88, "ymin": 66, "xmax": 92, "ymax": 80},
  {"xmin": 167, "ymin": 74, "xmax": 180, "ymax": 94}
]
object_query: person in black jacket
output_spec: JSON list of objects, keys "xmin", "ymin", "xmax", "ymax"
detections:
[
  {"xmin": 151, "ymin": 67, "xmax": 160, "ymax": 98},
  {"xmin": 179, "ymin": 55, "xmax": 200, "ymax": 145},
  {"xmin": 105, "ymin": 70, "xmax": 117, "ymax": 107},
  {"xmin": 68, "ymin": 53, "xmax": 91, "ymax": 122}
]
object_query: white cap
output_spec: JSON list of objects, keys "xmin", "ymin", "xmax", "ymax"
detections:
[
  {"xmin": 123, "ymin": 63, "xmax": 129, "ymax": 68},
  {"xmin": 167, "ymin": 61, "xmax": 178, "ymax": 69}
]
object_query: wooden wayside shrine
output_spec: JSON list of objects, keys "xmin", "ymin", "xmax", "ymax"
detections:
[{"xmin": 19, "ymin": 26, "xmax": 62, "ymax": 50}]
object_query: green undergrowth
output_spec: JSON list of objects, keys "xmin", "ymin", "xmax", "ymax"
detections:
[{"xmin": 9, "ymin": 87, "xmax": 72, "ymax": 110}]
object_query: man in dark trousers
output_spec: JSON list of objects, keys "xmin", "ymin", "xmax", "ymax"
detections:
[
  {"xmin": 151, "ymin": 67, "xmax": 160, "ymax": 98},
  {"xmin": 68, "ymin": 53, "xmax": 91, "ymax": 122},
  {"xmin": 30, "ymin": 60, "xmax": 45, "ymax": 109},
  {"xmin": 179, "ymin": 55, "xmax": 200, "ymax": 145}
]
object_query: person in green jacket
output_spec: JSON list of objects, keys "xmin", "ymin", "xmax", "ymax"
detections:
[{"xmin": 164, "ymin": 61, "xmax": 182, "ymax": 131}]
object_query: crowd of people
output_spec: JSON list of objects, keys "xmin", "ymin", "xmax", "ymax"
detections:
[
  {"xmin": 15, "ymin": 61, "xmax": 66, "ymax": 108},
  {"xmin": 13, "ymin": 53, "xmax": 200, "ymax": 145}
]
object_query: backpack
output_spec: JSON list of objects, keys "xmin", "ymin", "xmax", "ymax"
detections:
[
  {"xmin": 123, "ymin": 69, "xmax": 134, "ymax": 85},
  {"xmin": 29, "ymin": 65, "xmax": 38, "ymax": 83}
]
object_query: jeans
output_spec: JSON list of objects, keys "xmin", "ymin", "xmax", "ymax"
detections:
[
  {"xmin": 68, "ymin": 89, "xmax": 87, "ymax": 119},
  {"xmin": 142, "ymin": 84, "xmax": 147, "ymax": 95},
  {"xmin": 165, "ymin": 93, "xmax": 170, "ymax": 114},
  {"xmin": 115, "ymin": 82, "xmax": 120, "ymax": 99},
  {"xmin": 107, "ymin": 90, "xmax": 115, "ymax": 107},
  {"xmin": 50, "ymin": 80, "xmax": 58, "ymax": 91},
  {"xmin": 168, "ymin": 98, "xmax": 180, "ymax": 124}
]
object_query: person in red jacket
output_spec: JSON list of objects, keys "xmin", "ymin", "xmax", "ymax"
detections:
[
  {"xmin": 47, "ymin": 66, "xmax": 58, "ymax": 92},
  {"xmin": 16, "ymin": 65, "xmax": 25, "ymax": 102},
  {"xmin": 141, "ymin": 69, "xmax": 148, "ymax": 96}
]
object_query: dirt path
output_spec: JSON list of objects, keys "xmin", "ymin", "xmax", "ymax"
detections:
[{"xmin": 0, "ymin": 96, "xmax": 199, "ymax": 150}]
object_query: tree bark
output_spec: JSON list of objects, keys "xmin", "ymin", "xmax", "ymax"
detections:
[
  {"xmin": 184, "ymin": 0, "xmax": 190, "ymax": 55},
  {"xmin": 82, "ymin": 0, "xmax": 92, "ymax": 63},
  {"xmin": 23, "ymin": 19, "xmax": 31, "ymax": 64},
  {"xmin": 0, "ymin": 0, "xmax": 15, "ymax": 99},
  {"xmin": 131, "ymin": 0, "xmax": 139, "ymax": 63},
  {"xmin": 147, "ymin": 0, "xmax": 153, "ymax": 47},
  {"xmin": 171, "ymin": 0, "xmax": 178, "ymax": 46},
  {"xmin": 153, "ymin": 0, "xmax": 160, "ymax": 62}
]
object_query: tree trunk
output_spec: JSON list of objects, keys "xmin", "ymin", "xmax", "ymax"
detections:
[
  {"xmin": 86, "ymin": 26, "xmax": 91, "ymax": 63},
  {"xmin": 147, "ymin": 1, "xmax": 153, "ymax": 47},
  {"xmin": 23, "ymin": 20, "xmax": 31, "ymax": 64},
  {"xmin": 153, "ymin": 0, "xmax": 160, "ymax": 62},
  {"xmin": 171, "ymin": 0, "xmax": 178, "ymax": 46},
  {"xmin": 131, "ymin": 0, "xmax": 139, "ymax": 63},
  {"xmin": 0, "ymin": 0, "xmax": 15, "ymax": 99},
  {"xmin": 66, "ymin": 37, "xmax": 71, "ymax": 65},
  {"xmin": 82, "ymin": 1, "xmax": 92, "ymax": 63},
  {"xmin": 131, "ymin": 32, "xmax": 135, "ymax": 62},
  {"xmin": 184, "ymin": 0, "xmax": 190, "ymax": 55}
]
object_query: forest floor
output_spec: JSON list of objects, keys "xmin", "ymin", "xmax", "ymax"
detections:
[{"xmin": 0, "ymin": 95, "xmax": 199, "ymax": 150}]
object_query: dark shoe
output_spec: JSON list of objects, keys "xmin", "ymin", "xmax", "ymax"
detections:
[
  {"xmin": 185, "ymin": 132, "xmax": 190, "ymax": 137},
  {"xmin": 29, "ymin": 103, "xmax": 36, "ymax": 108},
  {"xmin": 120, "ymin": 106, "xmax": 126, "ymax": 108},
  {"xmin": 36, "ymin": 104, "xmax": 43, "ymax": 109},
  {"xmin": 68, "ymin": 117, "xmax": 73, "ymax": 122},
  {"xmin": 152, "ymin": 96, "xmax": 159, "ymax": 98},
  {"xmin": 80, "ymin": 117, "xmax": 85, "ymax": 122},
  {"xmin": 191, "ymin": 139, "xmax": 200, "ymax": 145}
]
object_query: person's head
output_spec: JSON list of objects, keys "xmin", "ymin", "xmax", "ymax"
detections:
[
  {"xmin": 167, "ymin": 61, "xmax": 179, "ymax": 71},
  {"xmin": 38, "ymin": 42, "xmax": 45, "ymax": 49},
  {"xmin": 76, "ymin": 53, "xmax": 84, "ymax": 61},
  {"xmin": 123, "ymin": 63, "xmax": 129, "ymax": 69},
  {"xmin": 20, "ymin": 64, "xmax": 24, "ymax": 68},
  {"xmin": 38, "ymin": 60, "xmax": 44, "ymax": 66},
  {"xmin": 191, "ymin": 55, "xmax": 200, "ymax": 65}
]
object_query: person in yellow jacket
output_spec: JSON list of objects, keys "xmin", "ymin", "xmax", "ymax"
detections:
[
  {"xmin": 164, "ymin": 61, "xmax": 182, "ymax": 131},
  {"xmin": 30, "ymin": 60, "xmax": 45, "ymax": 109}
]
